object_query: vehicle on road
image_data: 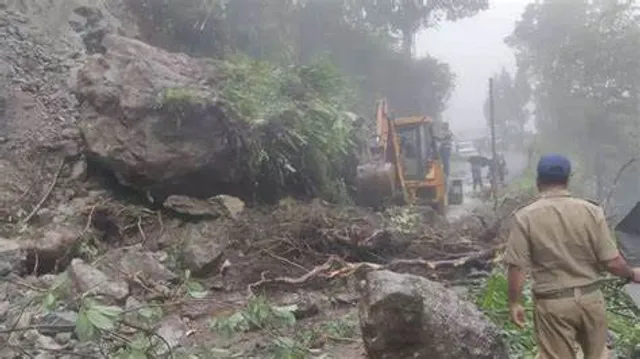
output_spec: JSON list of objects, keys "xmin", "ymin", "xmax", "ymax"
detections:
[
  {"xmin": 354, "ymin": 99, "xmax": 456, "ymax": 214},
  {"xmin": 456, "ymin": 140, "xmax": 480, "ymax": 158}
]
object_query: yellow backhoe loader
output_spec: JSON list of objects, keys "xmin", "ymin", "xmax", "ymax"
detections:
[{"xmin": 354, "ymin": 99, "xmax": 449, "ymax": 214}]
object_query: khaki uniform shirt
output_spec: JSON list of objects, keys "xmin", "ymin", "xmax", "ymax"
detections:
[{"xmin": 504, "ymin": 188, "xmax": 619, "ymax": 294}]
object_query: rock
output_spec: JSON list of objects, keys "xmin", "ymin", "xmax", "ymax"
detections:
[
  {"xmin": 76, "ymin": 34, "xmax": 251, "ymax": 200},
  {"xmin": 96, "ymin": 245, "xmax": 177, "ymax": 284},
  {"xmin": 21, "ymin": 226, "xmax": 83, "ymax": 274},
  {"xmin": 154, "ymin": 315, "xmax": 187, "ymax": 355},
  {"xmin": 54, "ymin": 332, "xmax": 73, "ymax": 345},
  {"xmin": 163, "ymin": 195, "xmax": 221, "ymax": 218},
  {"xmin": 0, "ymin": 238, "xmax": 26, "ymax": 276},
  {"xmin": 357, "ymin": 270, "xmax": 508, "ymax": 359},
  {"xmin": 24, "ymin": 329, "xmax": 63, "ymax": 351},
  {"xmin": 0, "ymin": 301, "xmax": 10, "ymax": 319},
  {"xmin": 210, "ymin": 195, "xmax": 245, "ymax": 219},
  {"xmin": 181, "ymin": 222, "xmax": 229, "ymax": 277},
  {"xmin": 68, "ymin": 259, "xmax": 129, "ymax": 301},
  {"xmin": 69, "ymin": 158, "xmax": 87, "ymax": 181},
  {"xmin": 163, "ymin": 194, "xmax": 245, "ymax": 219},
  {"xmin": 36, "ymin": 311, "xmax": 77, "ymax": 336}
]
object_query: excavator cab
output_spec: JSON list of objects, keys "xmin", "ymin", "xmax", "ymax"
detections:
[{"xmin": 354, "ymin": 99, "xmax": 448, "ymax": 214}]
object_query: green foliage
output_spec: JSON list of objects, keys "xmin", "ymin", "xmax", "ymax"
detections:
[
  {"xmin": 176, "ymin": 269, "xmax": 209, "ymax": 299},
  {"xmin": 39, "ymin": 273, "xmax": 70, "ymax": 312},
  {"xmin": 210, "ymin": 296, "xmax": 297, "ymax": 338},
  {"xmin": 474, "ymin": 270, "xmax": 640, "ymax": 357},
  {"xmin": 126, "ymin": 0, "xmax": 457, "ymax": 121},
  {"xmin": 215, "ymin": 56, "xmax": 358, "ymax": 202},
  {"xmin": 473, "ymin": 270, "xmax": 536, "ymax": 358},
  {"xmin": 508, "ymin": 0, "xmax": 640, "ymax": 202},
  {"xmin": 75, "ymin": 297, "xmax": 123, "ymax": 342}
]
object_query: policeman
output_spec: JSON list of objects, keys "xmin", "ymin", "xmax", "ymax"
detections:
[{"xmin": 504, "ymin": 154, "xmax": 640, "ymax": 359}]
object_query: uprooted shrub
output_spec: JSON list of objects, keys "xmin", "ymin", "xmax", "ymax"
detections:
[{"xmin": 214, "ymin": 56, "xmax": 361, "ymax": 203}]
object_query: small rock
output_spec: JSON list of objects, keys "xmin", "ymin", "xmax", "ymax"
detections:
[
  {"xmin": 97, "ymin": 246, "xmax": 177, "ymax": 284},
  {"xmin": 37, "ymin": 311, "xmax": 77, "ymax": 336},
  {"xmin": 0, "ymin": 238, "xmax": 26, "ymax": 276},
  {"xmin": 55, "ymin": 332, "xmax": 73, "ymax": 345},
  {"xmin": 210, "ymin": 195, "xmax": 245, "ymax": 219},
  {"xmin": 24, "ymin": 329, "xmax": 62, "ymax": 350},
  {"xmin": 68, "ymin": 259, "xmax": 129, "ymax": 301},
  {"xmin": 154, "ymin": 316, "xmax": 187, "ymax": 355},
  {"xmin": 0, "ymin": 301, "xmax": 10, "ymax": 319},
  {"xmin": 163, "ymin": 195, "xmax": 221, "ymax": 218},
  {"xmin": 69, "ymin": 159, "xmax": 87, "ymax": 181},
  {"xmin": 182, "ymin": 224, "xmax": 229, "ymax": 277}
]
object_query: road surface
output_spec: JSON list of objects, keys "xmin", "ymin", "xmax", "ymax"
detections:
[{"xmin": 446, "ymin": 152, "xmax": 528, "ymax": 221}]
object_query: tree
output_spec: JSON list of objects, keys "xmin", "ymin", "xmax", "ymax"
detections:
[
  {"xmin": 483, "ymin": 68, "xmax": 529, "ymax": 151},
  {"xmin": 507, "ymin": 0, "xmax": 640, "ymax": 203},
  {"xmin": 353, "ymin": 0, "xmax": 489, "ymax": 56}
]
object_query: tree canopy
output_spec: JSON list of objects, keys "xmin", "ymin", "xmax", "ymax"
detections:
[
  {"xmin": 126, "ymin": 0, "xmax": 479, "ymax": 117},
  {"xmin": 508, "ymin": 0, "xmax": 640, "ymax": 211}
]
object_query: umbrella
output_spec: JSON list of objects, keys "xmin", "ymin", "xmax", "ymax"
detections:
[
  {"xmin": 615, "ymin": 202, "xmax": 640, "ymax": 307},
  {"xmin": 467, "ymin": 155, "xmax": 491, "ymax": 167}
]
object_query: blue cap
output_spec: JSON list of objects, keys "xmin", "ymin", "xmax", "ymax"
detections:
[{"xmin": 537, "ymin": 154, "xmax": 571, "ymax": 181}]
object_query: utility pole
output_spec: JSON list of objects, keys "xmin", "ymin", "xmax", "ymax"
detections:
[{"xmin": 489, "ymin": 77, "xmax": 498, "ymax": 210}]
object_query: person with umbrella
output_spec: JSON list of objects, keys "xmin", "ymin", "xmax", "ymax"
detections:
[{"xmin": 468, "ymin": 155, "xmax": 489, "ymax": 192}]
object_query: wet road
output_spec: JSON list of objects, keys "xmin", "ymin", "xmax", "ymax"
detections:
[{"xmin": 446, "ymin": 151, "xmax": 528, "ymax": 221}]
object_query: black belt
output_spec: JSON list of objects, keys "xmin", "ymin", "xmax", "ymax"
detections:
[{"xmin": 533, "ymin": 282, "xmax": 600, "ymax": 300}]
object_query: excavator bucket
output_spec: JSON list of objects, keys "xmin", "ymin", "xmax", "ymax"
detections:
[
  {"xmin": 615, "ymin": 202, "xmax": 640, "ymax": 306},
  {"xmin": 355, "ymin": 162, "xmax": 396, "ymax": 207}
]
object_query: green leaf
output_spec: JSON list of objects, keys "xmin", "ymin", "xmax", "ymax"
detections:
[
  {"xmin": 86, "ymin": 308, "xmax": 116, "ymax": 331},
  {"xmin": 93, "ymin": 304, "xmax": 123, "ymax": 318},
  {"xmin": 138, "ymin": 307, "xmax": 155, "ymax": 319},
  {"xmin": 75, "ymin": 310, "xmax": 95, "ymax": 342},
  {"xmin": 186, "ymin": 281, "xmax": 208, "ymax": 299},
  {"xmin": 42, "ymin": 293, "xmax": 57, "ymax": 311}
]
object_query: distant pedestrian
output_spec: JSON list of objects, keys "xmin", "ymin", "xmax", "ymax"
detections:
[
  {"xmin": 471, "ymin": 161, "xmax": 483, "ymax": 191},
  {"xmin": 438, "ymin": 122, "xmax": 453, "ymax": 178}
]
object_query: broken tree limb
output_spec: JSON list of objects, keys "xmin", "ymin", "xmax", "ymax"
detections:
[
  {"xmin": 19, "ymin": 159, "xmax": 66, "ymax": 231},
  {"xmin": 247, "ymin": 256, "xmax": 345, "ymax": 296},
  {"xmin": 249, "ymin": 245, "xmax": 506, "ymax": 293}
]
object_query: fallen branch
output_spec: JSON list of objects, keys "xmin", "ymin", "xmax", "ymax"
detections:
[
  {"xmin": 19, "ymin": 159, "xmax": 65, "ymax": 231},
  {"xmin": 248, "ymin": 245, "xmax": 506, "ymax": 293},
  {"xmin": 247, "ymin": 256, "xmax": 344, "ymax": 296}
]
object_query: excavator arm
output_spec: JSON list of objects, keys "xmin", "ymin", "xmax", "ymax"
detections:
[{"xmin": 354, "ymin": 99, "xmax": 405, "ymax": 207}]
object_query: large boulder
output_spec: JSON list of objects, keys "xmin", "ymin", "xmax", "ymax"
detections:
[
  {"xmin": 357, "ymin": 270, "xmax": 508, "ymax": 359},
  {"xmin": 76, "ymin": 34, "xmax": 251, "ymax": 200}
]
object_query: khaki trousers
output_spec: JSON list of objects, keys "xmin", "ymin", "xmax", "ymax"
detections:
[{"xmin": 533, "ymin": 290, "xmax": 609, "ymax": 359}]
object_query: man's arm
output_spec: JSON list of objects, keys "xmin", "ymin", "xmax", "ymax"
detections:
[
  {"xmin": 591, "ymin": 209, "xmax": 637, "ymax": 281},
  {"xmin": 604, "ymin": 255, "xmax": 634, "ymax": 280},
  {"xmin": 504, "ymin": 216, "xmax": 531, "ymax": 304},
  {"xmin": 508, "ymin": 265, "xmax": 527, "ymax": 306}
]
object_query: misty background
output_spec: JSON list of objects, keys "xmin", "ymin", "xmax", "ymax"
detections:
[{"xmin": 418, "ymin": 0, "xmax": 529, "ymax": 137}]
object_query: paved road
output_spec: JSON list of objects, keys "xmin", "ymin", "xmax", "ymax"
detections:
[{"xmin": 446, "ymin": 151, "xmax": 528, "ymax": 221}]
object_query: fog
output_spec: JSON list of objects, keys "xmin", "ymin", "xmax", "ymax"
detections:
[{"xmin": 417, "ymin": 0, "xmax": 530, "ymax": 136}]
